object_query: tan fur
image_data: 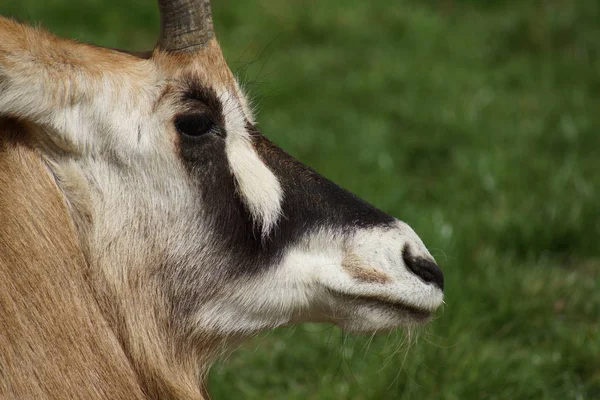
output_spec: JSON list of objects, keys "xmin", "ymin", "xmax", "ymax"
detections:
[
  {"xmin": 153, "ymin": 38, "xmax": 235, "ymax": 90},
  {"xmin": 0, "ymin": 121, "xmax": 147, "ymax": 400},
  {"xmin": 83, "ymin": 220, "xmax": 216, "ymax": 400},
  {"xmin": 0, "ymin": 17, "xmax": 234, "ymax": 400},
  {"xmin": 0, "ymin": 16, "xmax": 149, "ymax": 103},
  {"xmin": 342, "ymin": 252, "xmax": 392, "ymax": 284},
  {"xmin": 0, "ymin": 121, "xmax": 219, "ymax": 399}
]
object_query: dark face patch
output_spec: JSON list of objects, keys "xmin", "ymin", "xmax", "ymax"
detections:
[
  {"xmin": 178, "ymin": 119, "xmax": 394, "ymax": 268},
  {"xmin": 181, "ymin": 81, "xmax": 224, "ymax": 126},
  {"xmin": 250, "ymin": 124, "xmax": 395, "ymax": 234},
  {"xmin": 169, "ymin": 115, "xmax": 394, "ymax": 319}
]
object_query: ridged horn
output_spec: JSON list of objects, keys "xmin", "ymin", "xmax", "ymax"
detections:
[{"xmin": 156, "ymin": 0, "xmax": 214, "ymax": 52}]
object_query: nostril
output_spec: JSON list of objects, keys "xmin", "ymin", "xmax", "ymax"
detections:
[{"xmin": 402, "ymin": 246, "xmax": 444, "ymax": 291}]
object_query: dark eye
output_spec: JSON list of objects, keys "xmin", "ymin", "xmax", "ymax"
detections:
[{"xmin": 175, "ymin": 114, "xmax": 215, "ymax": 137}]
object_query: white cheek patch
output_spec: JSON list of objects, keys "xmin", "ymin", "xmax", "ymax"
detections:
[{"xmin": 218, "ymin": 88, "xmax": 283, "ymax": 235}]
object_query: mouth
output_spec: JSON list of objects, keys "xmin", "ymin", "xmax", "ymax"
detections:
[{"xmin": 325, "ymin": 288, "xmax": 433, "ymax": 321}]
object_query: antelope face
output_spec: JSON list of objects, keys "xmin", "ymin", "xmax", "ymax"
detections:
[
  {"xmin": 0, "ymin": 0, "xmax": 443, "ymax": 352},
  {"xmin": 144, "ymin": 12, "xmax": 444, "ymax": 335}
]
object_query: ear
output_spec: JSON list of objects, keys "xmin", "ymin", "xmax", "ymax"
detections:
[{"xmin": 0, "ymin": 17, "xmax": 152, "ymax": 152}]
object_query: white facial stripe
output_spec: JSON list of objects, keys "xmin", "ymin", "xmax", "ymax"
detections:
[
  {"xmin": 218, "ymin": 88, "xmax": 283, "ymax": 235},
  {"xmin": 233, "ymin": 79, "xmax": 256, "ymax": 125}
]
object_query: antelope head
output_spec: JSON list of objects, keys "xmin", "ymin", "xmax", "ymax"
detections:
[{"xmin": 0, "ymin": 0, "xmax": 444, "ymax": 397}]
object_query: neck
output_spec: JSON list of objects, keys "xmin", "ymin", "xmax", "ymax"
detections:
[
  {"xmin": 0, "ymin": 121, "xmax": 214, "ymax": 399},
  {"xmin": 0, "ymin": 125, "xmax": 148, "ymax": 399}
]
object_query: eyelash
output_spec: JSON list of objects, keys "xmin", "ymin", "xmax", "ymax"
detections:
[{"xmin": 174, "ymin": 114, "xmax": 215, "ymax": 138}]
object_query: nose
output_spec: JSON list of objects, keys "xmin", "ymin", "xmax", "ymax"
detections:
[{"xmin": 402, "ymin": 246, "xmax": 444, "ymax": 291}]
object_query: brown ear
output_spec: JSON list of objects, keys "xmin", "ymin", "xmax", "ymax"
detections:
[{"xmin": 0, "ymin": 17, "xmax": 150, "ymax": 150}]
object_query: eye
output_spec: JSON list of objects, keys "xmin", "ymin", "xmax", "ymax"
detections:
[{"xmin": 174, "ymin": 114, "xmax": 215, "ymax": 137}]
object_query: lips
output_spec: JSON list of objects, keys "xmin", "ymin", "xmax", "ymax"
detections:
[{"xmin": 326, "ymin": 288, "xmax": 433, "ymax": 321}]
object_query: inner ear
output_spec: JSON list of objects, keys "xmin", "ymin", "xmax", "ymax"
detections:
[
  {"xmin": 0, "ymin": 117, "xmax": 25, "ymax": 141},
  {"xmin": 0, "ymin": 117, "xmax": 72, "ymax": 155}
]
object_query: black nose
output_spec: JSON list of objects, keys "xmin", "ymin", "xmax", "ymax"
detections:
[{"xmin": 402, "ymin": 246, "xmax": 444, "ymax": 291}]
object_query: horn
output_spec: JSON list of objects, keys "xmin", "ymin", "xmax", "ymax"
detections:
[{"xmin": 156, "ymin": 0, "xmax": 214, "ymax": 52}]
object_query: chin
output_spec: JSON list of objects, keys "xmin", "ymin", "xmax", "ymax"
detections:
[{"xmin": 330, "ymin": 297, "xmax": 438, "ymax": 335}]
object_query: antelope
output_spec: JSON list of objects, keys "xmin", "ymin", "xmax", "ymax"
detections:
[{"xmin": 0, "ymin": 0, "xmax": 444, "ymax": 399}]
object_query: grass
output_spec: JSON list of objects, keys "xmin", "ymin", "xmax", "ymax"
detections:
[{"xmin": 1, "ymin": 0, "xmax": 599, "ymax": 398}]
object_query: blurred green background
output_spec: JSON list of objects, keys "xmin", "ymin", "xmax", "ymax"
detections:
[{"xmin": 2, "ymin": 0, "xmax": 599, "ymax": 398}]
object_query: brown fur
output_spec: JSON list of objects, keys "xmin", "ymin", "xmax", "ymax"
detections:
[
  {"xmin": 153, "ymin": 39, "xmax": 235, "ymax": 89},
  {"xmin": 342, "ymin": 253, "xmax": 391, "ymax": 284},
  {"xmin": 0, "ymin": 121, "xmax": 147, "ymax": 400},
  {"xmin": 0, "ymin": 17, "xmax": 232, "ymax": 400},
  {"xmin": 0, "ymin": 16, "xmax": 149, "ymax": 106},
  {"xmin": 0, "ymin": 122, "xmax": 216, "ymax": 400}
]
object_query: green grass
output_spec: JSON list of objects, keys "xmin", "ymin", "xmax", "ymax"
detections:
[{"xmin": 2, "ymin": 0, "xmax": 599, "ymax": 398}]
